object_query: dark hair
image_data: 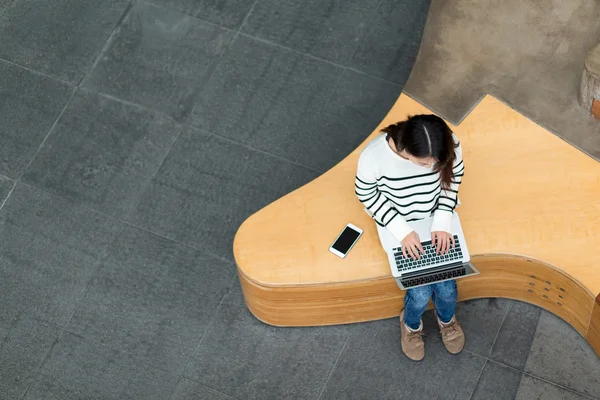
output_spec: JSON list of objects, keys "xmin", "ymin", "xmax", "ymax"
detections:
[{"xmin": 381, "ymin": 114, "xmax": 458, "ymax": 190}]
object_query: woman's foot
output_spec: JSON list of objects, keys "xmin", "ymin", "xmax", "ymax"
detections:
[
  {"xmin": 400, "ymin": 310, "xmax": 425, "ymax": 361},
  {"xmin": 436, "ymin": 315, "xmax": 465, "ymax": 354}
]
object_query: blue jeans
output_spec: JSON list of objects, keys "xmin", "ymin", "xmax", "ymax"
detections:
[{"xmin": 403, "ymin": 280, "xmax": 458, "ymax": 330}]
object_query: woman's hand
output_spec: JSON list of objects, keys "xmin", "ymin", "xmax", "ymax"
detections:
[
  {"xmin": 431, "ymin": 231, "xmax": 455, "ymax": 255},
  {"xmin": 401, "ymin": 231, "xmax": 424, "ymax": 260}
]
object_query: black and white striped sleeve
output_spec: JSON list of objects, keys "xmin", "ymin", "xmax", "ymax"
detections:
[
  {"xmin": 431, "ymin": 140, "xmax": 464, "ymax": 233},
  {"xmin": 355, "ymin": 153, "xmax": 413, "ymax": 242}
]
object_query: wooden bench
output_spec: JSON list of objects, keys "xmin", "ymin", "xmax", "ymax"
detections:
[{"xmin": 233, "ymin": 94, "xmax": 600, "ymax": 357}]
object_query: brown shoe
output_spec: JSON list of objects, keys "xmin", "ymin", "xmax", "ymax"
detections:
[
  {"xmin": 400, "ymin": 310, "xmax": 425, "ymax": 361},
  {"xmin": 436, "ymin": 315, "xmax": 465, "ymax": 354}
]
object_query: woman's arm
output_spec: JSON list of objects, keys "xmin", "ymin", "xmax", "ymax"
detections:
[
  {"xmin": 355, "ymin": 153, "xmax": 413, "ymax": 242},
  {"xmin": 431, "ymin": 140, "xmax": 465, "ymax": 233}
]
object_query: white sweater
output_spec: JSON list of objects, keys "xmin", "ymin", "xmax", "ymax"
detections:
[{"xmin": 354, "ymin": 133, "xmax": 464, "ymax": 242}]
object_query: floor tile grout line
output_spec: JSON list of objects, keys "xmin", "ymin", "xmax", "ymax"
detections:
[
  {"xmin": 17, "ymin": 178, "xmax": 237, "ymax": 270},
  {"xmin": 60, "ymin": 224, "xmax": 130, "ymax": 331},
  {"xmin": 0, "ymin": 180, "xmax": 17, "ymax": 213},
  {"xmin": 16, "ymin": 87, "xmax": 78, "ymax": 182},
  {"xmin": 104, "ymin": 0, "xmax": 404, "ymax": 88},
  {"xmin": 0, "ymin": 57, "xmax": 74, "ymax": 87},
  {"xmin": 487, "ymin": 301, "xmax": 511, "ymax": 357},
  {"xmin": 124, "ymin": 219, "xmax": 237, "ymax": 265},
  {"xmin": 136, "ymin": 0, "xmax": 404, "ymax": 87},
  {"xmin": 519, "ymin": 372, "xmax": 598, "ymax": 400},
  {"xmin": 236, "ymin": 0, "xmax": 260, "ymax": 34},
  {"xmin": 317, "ymin": 335, "xmax": 349, "ymax": 400},
  {"xmin": 90, "ymin": 86, "xmax": 324, "ymax": 175},
  {"xmin": 484, "ymin": 358, "xmax": 598, "ymax": 400},
  {"xmin": 0, "ymin": 0, "xmax": 12, "ymax": 18},
  {"xmin": 467, "ymin": 358, "xmax": 488, "ymax": 400},
  {"xmin": 76, "ymin": 1, "xmax": 134, "ymax": 87},
  {"xmin": 178, "ymin": 377, "xmax": 242, "ymax": 400},
  {"xmin": 137, "ymin": 0, "xmax": 237, "ymax": 33},
  {"xmin": 20, "ymin": 328, "xmax": 66, "ymax": 399},
  {"xmin": 187, "ymin": 122, "xmax": 324, "ymax": 174},
  {"xmin": 167, "ymin": 377, "xmax": 241, "ymax": 400},
  {"xmin": 346, "ymin": 0, "xmax": 387, "ymax": 64},
  {"xmin": 289, "ymin": 67, "xmax": 350, "ymax": 168},
  {"xmin": 236, "ymin": 31, "xmax": 404, "ymax": 87},
  {"xmin": 122, "ymin": 0, "xmax": 261, "ymax": 225},
  {"xmin": 17, "ymin": 179, "xmax": 238, "ymax": 270},
  {"xmin": 176, "ymin": 274, "xmax": 241, "ymax": 399},
  {"xmin": 121, "ymin": 125, "xmax": 187, "ymax": 226},
  {"xmin": 55, "ymin": 323, "xmax": 190, "ymax": 379}
]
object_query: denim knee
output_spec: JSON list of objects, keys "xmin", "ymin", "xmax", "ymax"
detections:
[
  {"xmin": 433, "ymin": 280, "xmax": 458, "ymax": 303},
  {"xmin": 406, "ymin": 286, "xmax": 432, "ymax": 310}
]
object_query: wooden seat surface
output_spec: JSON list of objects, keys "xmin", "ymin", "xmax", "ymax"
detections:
[{"xmin": 233, "ymin": 94, "xmax": 600, "ymax": 356}]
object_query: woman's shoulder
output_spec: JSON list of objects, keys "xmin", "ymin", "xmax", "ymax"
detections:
[{"xmin": 360, "ymin": 133, "xmax": 387, "ymax": 158}]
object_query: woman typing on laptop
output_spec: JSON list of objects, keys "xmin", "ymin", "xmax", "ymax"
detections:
[{"xmin": 354, "ymin": 114, "xmax": 465, "ymax": 361}]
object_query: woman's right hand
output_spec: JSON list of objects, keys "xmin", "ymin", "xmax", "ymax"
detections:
[{"xmin": 401, "ymin": 231, "xmax": 424, "ymax": 260}]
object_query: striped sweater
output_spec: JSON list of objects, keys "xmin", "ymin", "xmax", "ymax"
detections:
[{"xmin": 354, "ymin": 133, "xmax": 464, "ymax": 242}]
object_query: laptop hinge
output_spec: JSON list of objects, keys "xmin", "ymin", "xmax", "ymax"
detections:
[{"xmin": 401, "ymin": 262, "xmax": 464, "ymax": 279}]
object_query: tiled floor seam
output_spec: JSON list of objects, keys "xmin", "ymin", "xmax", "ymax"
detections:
[
  {"xmin": 0, "ymin": 30, "xmax": 397, "ymax": 178},
  {"xmin": 174, "ymin": 376, "xmax": 242, "ymax": 400},
  {"xmin": 137, "ymin": 0, "xmax": 405, "ymax": 87},
  {"xmin": 12, "ymin": 180, "xmax": 237, "ymax": 270},
  {"xmin": 289, "ymin": 67, "xmax": 349, "ymax": 166},
  {"xmin": 345, "ymin": 0, "xmax": 393, "ymax": 64},
  {"xmin": 0, "ymin": 57, "xmax": 74, "ymax": 87},
  {"xmin": 16, "ymin": 87, "xmax": 78, "ymax": 182},
  {"xmin": 20, "ymin": 329, "xmax": 65, "ymax": 400},
  {"xmin": 60, "ymin": 224, "xmax": 130, "ymax": 330},
  {"xmin": 0, "ymin": 178, "xmax": 16, "ymax": 212},
  {"xmin": 52, "ymin": 275, "xmax": 241, "ymax": 390},
  {"xmin": 84, "ymin": 88, "xmax": 327, "ymax": 176},
  {"xmin": 136, "ymin": 0, "xmax": 239, "ymax": 33},
  {"xmin": 121, "ymin": 0, "xmax": 260, "ymax": 222},
  {"xmin": 76, "ymin": 1, "xmax": 134, "ymax": 87},
  {"xmin": 0, "ymin": 0, "xmax": 12, "ymax": 18},
  {"xmin": 235, "ymin": 0, "xmax": 259, "ymax": 33},
  {"xmin": 49, "ymin": 326, "xmax": 190, "ymax": 385},
  {"xmin": 236, "ymin": 31, "xmax": 404, "ymax": 87},
  {"xmin": 467, "ymin": 358, "xmax": 488, "ymax": 400},
  {"xmin": 487, "ymin": 301, "xmax": 511, "ymax": 357},
  {"xmin": 484, "ymin": 358, "xmax": 599, "ymax": 400},
  {"xmin": 317, "ymin": 334, "xmax": 349, "ymax": 400},
  {"xmin": 173, "ymin": 273, "xmax": 243, "ymax": 400}
]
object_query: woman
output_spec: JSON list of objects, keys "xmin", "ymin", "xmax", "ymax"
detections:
[{"xmin": 354, "ymin": 114, "xmax": 465, "ymax": 361}]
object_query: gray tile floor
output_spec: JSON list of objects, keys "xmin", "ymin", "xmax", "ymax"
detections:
[{"xmin": 0, "ymin": 0, "xmax": 598, "ymax": 399}]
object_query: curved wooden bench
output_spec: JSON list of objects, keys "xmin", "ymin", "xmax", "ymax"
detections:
[{"xmin": 233, "ymin": 94, "xmax": 600, "ymax": 357}]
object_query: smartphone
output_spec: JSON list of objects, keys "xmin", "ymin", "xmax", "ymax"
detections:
[{"xmin": 329, "ymin": 223, "xmax": 363, "ymax": 258}]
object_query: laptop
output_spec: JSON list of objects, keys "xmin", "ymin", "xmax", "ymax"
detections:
[{"xmin": 376, "ymin": 213, "xmax": 479, "ymax": 290}]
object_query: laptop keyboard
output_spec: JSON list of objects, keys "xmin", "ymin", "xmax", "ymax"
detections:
[
  {"xmin": 393, "ymin": 235, "xmax": 463, "ymax": 272},
  {"xmin": 401, "ymin": 267, "xmax": 467, "ymax": 288}
]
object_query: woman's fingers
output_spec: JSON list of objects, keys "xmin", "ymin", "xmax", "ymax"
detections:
[
  {"xmin": 405, "ymin": 245, "xmax": 413, "ymax": 260},
  {"xmin": 417, "ymin": 241, "xmax": 424, "ymax": 257},
  {"xmin": 435, "ymin": 233, "xmax": 441, "ymax": 254},
  {"xmin": 409, "ymin": 244, "xmax": 418, "ymax": 260}
]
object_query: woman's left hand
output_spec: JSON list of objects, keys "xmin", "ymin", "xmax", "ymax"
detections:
[{"xmin": 431, "ymin": 231, "xmax": 455, "ymax": 255}]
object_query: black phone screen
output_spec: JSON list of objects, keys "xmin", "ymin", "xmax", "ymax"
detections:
[{"xmin": 332, "ymin": 226, "xmax": 361, "ymax": 254}]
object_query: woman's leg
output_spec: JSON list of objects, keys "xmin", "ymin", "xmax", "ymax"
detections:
[
  {"xmin": 403, "ymin": 285, "xmax": 433, "ymax": 330},
  {"xmin": 431, "ymin": 279, "xmax": 458, "ymax": 324}
]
